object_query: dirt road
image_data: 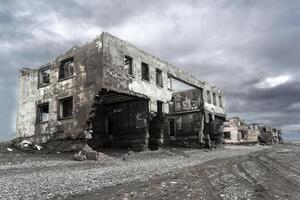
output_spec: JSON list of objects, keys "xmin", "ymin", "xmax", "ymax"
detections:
[
  {"xmin": 70, "ymin": 144, "xmax": 300, "ymax": 200},
  {"xmin": 0, "ymin": 143, "xmax": 299, "ymax": 200}
]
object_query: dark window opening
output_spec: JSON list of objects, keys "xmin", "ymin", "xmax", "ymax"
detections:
[
  {"xmin": 37, "ymin": 103, "xmax": 49, "ymax": 123},
  {"xmin": 213, "ymin": 92, "xmax": 217, "ymax": 106},
  {"xmin": 124, "ymin": 55, "xmax": 133, "ymax": 75},
  {"xmin": 219, "ymin": 95, "xmax": 223, "ymax": 108},
  {"xmin": 207, "ymin": 90, "xmax": 211, "ymax": 104},
  {"xmin": 38, "ymin": 68, "xmax": 50, "ymax": 86},
  {"xmin": 263, "ymin": 127, "xmax": 267, "ymax": 132},
  {"xmin": 224, "ymin": 132, "xmax": 231, "ymax": 139},
  {"xmin": 59, "ymin": 58, "xmax": 74, "ymax": 80},
  {"xmin": 167, "ymin": 75, "xmax": 172, "ymax": 90},
  {"xmin": 169, "ymin": 119, "xmax": 175, "ymax": 136},
  {"xmin": 141, "ymin": 62, "xmax": 149, "ymax": 81},
  {"xmin": 157, "ymin": 101, "xmax": 163, "ymax": 117},
  {"xmin": 241, "ymin": 130, "xmax": 246, "ymax": 139},
  {"xmin": 59, "ymin": 97, "xmax": 73, "ymax": 119},
  {"xmin": 156, "ymin": 68, "xmax": 163, "ymax": 87}
]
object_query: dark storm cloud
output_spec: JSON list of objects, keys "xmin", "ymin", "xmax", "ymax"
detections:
[{"xmin": 0, "ymin": 0, "xmax": 299, "ymax": 140}]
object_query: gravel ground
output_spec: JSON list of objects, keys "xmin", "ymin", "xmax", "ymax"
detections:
[{"xmin": 0, "ymin": 144, "xmax": 270, "ymax": 200}]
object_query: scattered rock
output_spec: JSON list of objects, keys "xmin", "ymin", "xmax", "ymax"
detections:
[
  {"xmin": 72, "ymin": 144, "xmax": 109, "ymax": 161},
  {"xmin": 6, "ymin": 148, "xmax": 13, "ymax": 152},
  {"xmin": 34, "ymin": 145, "xmax": 43, "ymax": 151},
  {"xmin": 73, "ymin": 151, "xmax": 87, "ymax": 161},
  {"xmin": 122, "ymin": 153, "xmax": 130, "ymax": 161}
]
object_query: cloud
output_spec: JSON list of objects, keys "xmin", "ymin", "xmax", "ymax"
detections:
[
  {"xmin": 0, "ymin": 0, "xmax": 300, "ymax": 140},
  {"xmin": 255, "ymin": 75, "xmax": 291, "ymax": 89}
]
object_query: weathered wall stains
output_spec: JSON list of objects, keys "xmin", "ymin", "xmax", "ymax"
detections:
[{"xmin": 16, "ymin": 37, "xmax": 104, "ymax": 143}]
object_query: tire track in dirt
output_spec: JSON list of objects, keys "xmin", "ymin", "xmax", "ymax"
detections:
[
  {"xmin": 237, "ymin": 162, "xmax": 274, "ymax": 200},
  {"xmin": 253, "ymin": 155, "xmax": 300, "ymax": 199}
]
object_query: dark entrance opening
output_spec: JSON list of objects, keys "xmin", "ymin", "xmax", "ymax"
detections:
[{"xmin": 90, "ymin": 90, "xmax": 150, "ymax": 151}]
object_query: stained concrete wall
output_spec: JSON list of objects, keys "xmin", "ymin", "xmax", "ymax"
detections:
[
  {"xmin": 16, "ymin": 37, "xmax": 103, "ymax": 142},
  {"xmin": 167, "ymin": 89, "xmax": 204, "ymax": 146},
  {"xmin": 101, "ymin": 32, "xmax": 225, "ymax": 116}
]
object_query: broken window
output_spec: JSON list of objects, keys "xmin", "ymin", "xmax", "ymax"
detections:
[
  {"xmin": 213, "ymin": 92, "xmax": 217, "ymax": 106},
  {"xmin": 156, "ymin": 68, "xmax": 163, "ymax": 87},
  {"xmin": 59, "ymin": 97, "xmax": 73, "ymax": 119},
  {"xmin": 37, "ymin": 103, "xmax": 49, "ymax": 123},
  {"xmin": 38, "ymin": 67, "xmax": 50, "ymax": 86},
  {"xmin": 59, "ymin": 58, "xmax": 74, "ymax": 80},
  {"xmin": 206, "ymin": 90, "xmax": 212, "ymax": 104},
  {"xmin": 224, "ymin": 132, "xmax": 231, "ymax": 139},
  {"xmin": 141, "ymin": 62, "xmax": 149, "ymax": 81},
  {"xmin": 219, "ymin": 95, "xmax": 223, "ymax": 108},
  {"xmin": 124, "ymin": 55, "xmax": 133, "ymax": 75},
  {"xmin": 167, "ymin": 75, "xmax": 172, "ymax": 90}
]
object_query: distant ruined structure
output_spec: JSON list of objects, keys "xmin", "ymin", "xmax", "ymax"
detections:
[
  {"xmin": 16, "ymin": 32, "xmax": 226, "ymax": 150},
  {"xmin": 222, "ymin": 117, "xmax": 282, "ymax": 144}
]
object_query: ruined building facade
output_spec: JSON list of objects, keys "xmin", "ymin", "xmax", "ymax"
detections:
[
  {"xmin": 16, "ymin": 32, "xmax": 226, "ymax": 150},
  {"xmin": 222, "ymin": 117, "xmax": 259, "ymax": 144}
]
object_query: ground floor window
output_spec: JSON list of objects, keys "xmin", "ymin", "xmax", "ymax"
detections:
[
  {"xmin": 37, "ymin": 103, "xmax": 49, "ymax": 123},
  {"xmin": 224, "ymin": 132, "xmax": 231, "ymax": 139},
  {"xmin": 59, "ymin": 97, "xmax": 73, "ymax": 119}
]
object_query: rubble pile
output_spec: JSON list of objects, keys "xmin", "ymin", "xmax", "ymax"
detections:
[
  {"xmin": 13, "ymin": 140, "xmax": 43, "ymax": 152},
  {"xmin": 73, "ymin": 144, "xmax": 109, "ymax": 161}
]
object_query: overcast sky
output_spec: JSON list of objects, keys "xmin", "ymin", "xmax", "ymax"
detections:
[{"xmin": 1, "ymin": 0, "xmax": 299, "ymax": 140}]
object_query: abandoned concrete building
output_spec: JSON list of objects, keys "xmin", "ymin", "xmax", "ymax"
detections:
[
  {"xmin": 16, "ymin": 32, "xmax": 226, "ymax": 150},
  {"xmin": 222, "ymin": 117, "xmax": 258, "ymax": 144},
  {"xmin": 221, "ymin": 117, "xmax": 283, "ymax": 145},
  {"xmin": 249, "ymin": 123, "xmax": 283, "ymax": 144}
]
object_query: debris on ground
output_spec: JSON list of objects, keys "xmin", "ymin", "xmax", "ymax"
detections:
[
  {"xmin": 73, "ymin": 151, "xmax": 87, "ymax": 161},
  {"xmin": 34, "ymin": 145, "xmax": 43, "ymax": 151},
  {"xmin": 14, "ymin": 140, "xmax": 35, "ymax": 152},
  {"xmin": 6, "ymin": 147, "xmax": 13, "ymax": 152},
  {"xmin": 73, "ymin": 144, "xmax": 109, "ymax": 161}
]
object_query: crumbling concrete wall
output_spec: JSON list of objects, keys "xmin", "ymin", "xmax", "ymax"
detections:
[
  {"xmin": 168, "ymin": 89, "xmax": 204, "ymax": 147},
  {"xmin": 101, "ymin": 32, "xmax": 173, "ymax": 114},
  {"xmin": 16, "ymin": 37, "xmax": 104, "ymax": 143},
  {"xmin": 222, "ymin": 117, "xmax": 258, "ymax": 144},
  {"xmin": 252, "ymin": 124, "xmax": 282, "ymax": 144}
]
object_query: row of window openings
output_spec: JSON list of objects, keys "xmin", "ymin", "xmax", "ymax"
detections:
[
  {"xmin": 124, "ymin": 56, "xmax": 164, "ymax": 87},
  {"xmin": 37, "ymin": 97, "xmax": 73, "ymax": 123},
  {"xmin": 38, "ymin": 58, "xmax": 74, "ymax": 86},
  {"xmin": 206, "ymin": 91, "xmax": 223, "ymax": 107}
]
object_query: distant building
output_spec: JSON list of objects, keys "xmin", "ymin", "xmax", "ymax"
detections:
[
  {"xmin": 222, "ymin": 117, "xmax": 259, "ymax": 144},
  {"xmin": 249, "ymin": 123, "xmax": 283, "ymax": 144},
  {"xmin": 16, "ymin": 32, "xmax": 226, "ymax": 150}
]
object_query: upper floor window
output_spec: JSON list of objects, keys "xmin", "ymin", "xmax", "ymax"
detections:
[
  {"xmin": 59, "ymin": 97, "xmax": 73, "ymax": 119},
  {"xmin": 59, "ymin": 57, "xmax": 74, "ymax": 80},
  {"xmin": 206, "ymin": 90, "xmax": 211, "ymax": 104},
  {"xmin": 37, "ymin": 103, "xmax": 49, "ymax": 123},
  {"xmin": 38, "ymin": 67, "xmax": 50, "ymax": 86},
  {"xmin": 219, "ymin": 95, "xmax": 223, "ymax": 108},
  {"xmin": 213, "ymin": 92, "xmax": 217, "ymax": 106},
  {"xmin": 156, "ymin": 68, "xmax": 163, "ymax": 87},
  {"xmin": 167, "ymin": 74, "xmax": 172, "ymax": 90},
  {"xmin": 124, "ymin": 55, "xmax": 133, "ymax": 75},
  {"xmin": 141, "ymin": 62, "xmax": 149, "ymax": 81}
]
